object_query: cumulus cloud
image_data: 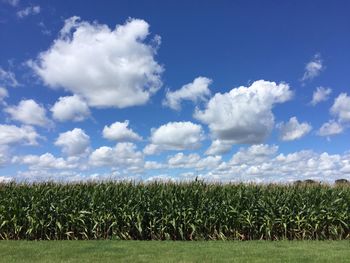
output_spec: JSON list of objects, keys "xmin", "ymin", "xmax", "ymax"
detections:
[
  {"xmin": 230, "ymin": 144, "xmax": 278, "ymax": 165},
  {"xmin": 202, "ymin": 145, "xmax": 350, "ymax": 183},
  {"xmin": 51, "ymin": 95, "xmax": 90, "ymax": 122},
  {"xmin": 318, "ymin": 120, "xmax": 343, "ymax": 137},
  {"xmin": 12, "ymin": 170, "xmax": 99, "ymax": 183},
  {"xmin": 0, "ymin": 67, "xmax": 18, "ymax": 87},
  {"xmin": 102, "ymin": 120, "xmax": 142, "ymax": 141},
  {"xmin": 330, "ymin": 93, "xmax": 350, "ymax": 123},
  {"xmin": 143, "ymin": 121, "xmax": 204, "ymax": 155},
  {"xmin": 196, "ymin": 155, "xmax": 222, "ymax": 170},
  {"xmin": 168, "ymin": 152, "xmax": 221, "ymax": 170},
  {"xmin": 316, "ymin": 93, "xmax": 350, "ymax": 138},
  {"xmin": 168, "ymin": 152, "xmax": 200, "ymax": 168},
  {"xmin": 12, "ymin": 153, "xmax": 79, "ymax": 170},
  {"xmin": 194, "ymin": 80, "xmax": 293, "ymax": 145},
  {"xmin": 144, "ymin": 161, "xmax": 164, "ymax": 170},
  {"xmin": 55, "ymin": 128, "xmax": 90, "ymax": 156},
  {"xmin": 205, "ymin": 139, "xmax": 232, "ymax": 155},
  {"xmin": 301, "ymin": 54, "xmax": 323, "ymax": 82},
  {"xmin": 310, "ymin": 87, "xmax": 332, "ymax": 106},
  {"xmin": 30, "ymin": 17, "xmax": 163, "ymax": 108},
  {"xmin": 16, "ymin": 5, "xmax": 40, "ymax": 18},
  {"xmin": 140, "ymin": 144, "xmax": 350, "ymax": 183},
  {"xmin": 277, "ymin": 117, "xmax": 312, "ymax": 141},
  {"xmin": 0, "ymin": 124, "xmax": 39, "ymax": 145},
  {"xmin": 163, "ymin": 76, "xmax": 212, "ymax": 110},
  {"xmin": 143, "ymin": 144, "xmax": 159, "ymax": 155},
  {"xmin": 4, "ymin": 99, "xmax": 51, "ymax": 127},
  {"xmin": 89, "ymin": 142, "xmax": 144, "ymax": 172},
  {"xmin": 5, "ymin": 144, "xmax": 350, "ymax": 183}
]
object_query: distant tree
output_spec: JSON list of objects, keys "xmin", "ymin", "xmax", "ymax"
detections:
[
  {"xmin": 335, "ymin": 179, "xmax": 349, "ymax": 185},
  {"xmin": 294, "ymin": 180, "xmax": 303, "ymax": 185},
  {"xmin": 303, "ymin": 179, "xmax": 318, "ymax": 184}
]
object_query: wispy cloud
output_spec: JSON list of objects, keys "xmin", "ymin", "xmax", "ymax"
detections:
[
  {"xmin": 2, "ymin": 0, "xmax": 19, "ymax": 7},
  {"xmin": 301, "ymin": 54, "xmax": 323, "ymax": 82},
  {"xmin": 0, "ymin": 67, "xmax": 19, "ymax": 87},
  {"xmin": 310, "ymin": 86, "xmax": 332, "ymax": 106},
  {"xmin": 16, "ymin": 5, "xmax": 40, "ymax": 18}
]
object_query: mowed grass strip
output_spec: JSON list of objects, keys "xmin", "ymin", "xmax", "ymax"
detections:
[{"xmin": 0, "ymin": 241, "xmax": 350, "ymax": 262}]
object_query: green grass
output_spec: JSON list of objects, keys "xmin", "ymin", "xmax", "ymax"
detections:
[{"xmin": 0, "ymin": 241, "xmax": 350, "ymax": 262}]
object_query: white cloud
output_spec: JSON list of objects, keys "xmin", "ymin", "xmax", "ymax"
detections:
[
  {"xmin": 55, "ymin": 128, "xmax": 90, "ymax": 156},
  {"xmin": 330, "ymin": 93, "xmax": 350, "ymax": 123},
  {"xmin": 318, "ymin": 120, "xmax": 343, "ymax": 136},
  {"xmin": 38, "ymin": 22, "xmax": 51, "ymax": 36},
  {"xmin": 89, "ymin": 142, "xmax": 144, "ymax": 171},
  {"xmin": 168, "ymin": 152, "xmax": 222, "ymax": 170},
  {"xmin": 143, "ymin": 144, "xmax": 159, "ymax": 155},
  {"xmin": 13, "ymin": 170, "xmax": 97, "ymax": 182},
  {"xmin": 3, "ymin": 0, "xmax": 20, "ymax": 7},
  {"xmin": 0, "ymin": 176, "xmax": 12, "ymax": 183},
  {"xmin": 0, "ymin": 145, "xmax": 9, "ymax": 166},
  {"xmin": 163, "ymin": 76, "xmax": 212, "ymax": 110},
  {"xmin": 277, "ymin": 117, "xmax": 312, "ymax": 141},
  {"xmin": 12, "ymin": 153, "xmax": 79, "ymax": 170},
  {"xmin": 145, "ymin": 174, "xmax": 176, "ymax": 183},
  {"xmin": 102, "ymin": 120, "xmax": 142, "ymax": 141},
  {"xmin": 168, "ymin": 152, "xmax": 200, "ymax": 168},
  {"xmin": 51, "ymin": 95, "xmax": 90, "ymax": 122},
  {"xmin": 201, "ymin": 145, "xmax": 350, "ymax": 183},
  {"xmin": 0, "ymin": 67, "xmax": 18, "ymax": 87},
  {"xmin": 230, "ymin": 144, "xmax": 278, "ymax": 165},
  {"xmin": 30, "ymin": 17, "xmax": 163, "ymax": 108},
  {"xmin": 5, "ymin": 143, "xmax": 350, "ymax": 183},
  {"xmin": 16, "ymin": 5, "xmax": 40, "ymax": 18},
  {"xmin": 196, "ymin": 155, "xmax": 222, "ymax": 170},
  {"xmin": 144, "ymin": 121, "xmax": 204, "ymax": 154},
  {"xmin": 311, "ymin": 87, "xmax": 332, "ymax": 106},
  {"xmin": 194, "ymin": 80, "xmax": 293, "ymax": 144},
  {"xmin": 0, "ymin": 87, "xmax": 8, "ymax": 103},
  {"xmin": 0, "ymin": 124, "xmax": 39, "ymax": 145},
  {"xmin": 316, "ymin": 93, "xmax": 350, "ymax": 138},
  {"xmin": 144, "ymin": 161, "xmax": 164, "ymax": 170},
  {"xmin": 205, "ymin": 139, "xmax": 232, "ymax": 155},
  {"xmin": 301, "ymin": 54, "xmax": 323, "ymax": 82},
  {"xmin": 4, "ymin": 99, "xmax": 51, "ymax": 127}
]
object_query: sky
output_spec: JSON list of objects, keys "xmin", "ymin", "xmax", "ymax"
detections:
[{"xmin": 0, "ymin": 0, "xmax": 350, "ymax": 183}]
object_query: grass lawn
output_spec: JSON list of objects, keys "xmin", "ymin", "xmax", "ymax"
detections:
[{"xmin": 0, "ymin": 240, "xmax": 349, "ymax": 262}]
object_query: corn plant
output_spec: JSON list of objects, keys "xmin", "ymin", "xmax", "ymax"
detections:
[{"xmin": 0, "ymin": 181, "xmax": 349, "ymax": 240}]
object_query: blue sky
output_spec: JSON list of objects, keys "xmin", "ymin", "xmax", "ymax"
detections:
[{"xmin": 0, "ymin": 0, "xmax": 349, "ymax": 183}]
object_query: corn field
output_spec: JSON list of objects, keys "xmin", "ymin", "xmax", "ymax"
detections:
[{"xmin": 0, "ymin": 181, "xmax": 349, "ymax": 240}]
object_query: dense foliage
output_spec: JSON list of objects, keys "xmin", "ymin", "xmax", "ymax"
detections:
[{"xmin": 0, "ymin": 181, "xmax": 349, "ymax": 240}]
